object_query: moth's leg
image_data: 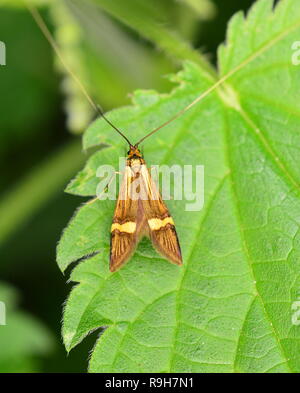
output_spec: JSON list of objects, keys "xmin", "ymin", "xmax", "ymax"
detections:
[{"xmin": 86, "ymin": 171, "xmax": 122, "ymax": 205}]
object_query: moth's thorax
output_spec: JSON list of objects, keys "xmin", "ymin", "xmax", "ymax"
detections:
[
  {"xmin": 110, "ymin": 143, "xmax": 182, "ymax": 272},
  {"xmin": 127, "ymin": 146, "xmax": 145, "ymax": 168},
  {"xmin": 127, "ymin": 146, "xmax": 143, "ymax": 160}
]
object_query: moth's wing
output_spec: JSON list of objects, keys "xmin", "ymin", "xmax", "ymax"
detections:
[
  {"xmin": 110, "ymin": 166, "xmax": 145, "ymax": 272},
  {"xmin": 140, "ymin": 164, "xmax": 182, "ymax": 266}
]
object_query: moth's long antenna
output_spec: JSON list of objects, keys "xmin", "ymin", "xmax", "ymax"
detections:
[
  {"xmin": 135, "ymin": 15, "xmax": 300, "ymax": 146},
  {"xmin": 135, "ymin": 105, "xmax": 191, "ymax": 147},
  {"xmin": 96, "ymin": 105, "xmax": 132, "ymax": 146},
  {"xmin": 25, "ymin": 2, "xmax": 132, "ymax": 146},
  {"xmin": 135, "ymin": 82, "xmax": 222, "ymax": 146},
  {"xmin": 27, "ymin": 1, "xmax": 296, "ymax": 149}
]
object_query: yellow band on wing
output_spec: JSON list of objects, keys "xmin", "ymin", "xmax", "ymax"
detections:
[
  {"xmin": 111, "ymin": 221, "xmax": 136, "ymax": 234},
  {"xmin": 148, "ymin": 217, "xmax": 174, "ymax": 231}
]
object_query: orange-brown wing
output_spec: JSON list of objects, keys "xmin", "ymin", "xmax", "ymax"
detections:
[
  {"xmin": 140, "ymin": 164, "xmax": 182, "ymax": 265},
  {"xmin": 110, "ymin": 165, "xmax": 145, "ymax": 272}
]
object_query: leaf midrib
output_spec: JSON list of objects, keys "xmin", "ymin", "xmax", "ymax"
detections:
[
  {"xmin": 168, "ymin": 12, "xmax": 300, "ymax": 372},
  {"xmin": 168, "ymin": 175, "xmax": 230, "ymax": 371},
  {"xmin": 222, "ymin": 106, "xmax": 292, "ymax": 372}
]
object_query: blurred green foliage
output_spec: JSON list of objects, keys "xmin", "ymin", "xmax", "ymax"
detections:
[
  {"xmin": 0, "ymin": 282, "xmax": 54, "ymax": 372},
  {"xmin": 0, "ymin": 0, "xmax": 255, "ymax": 372},
  {"xmin": 0, "ymin": 6, "xmax": 58, "ymax": 156}
]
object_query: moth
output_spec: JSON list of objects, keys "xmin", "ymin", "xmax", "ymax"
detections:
[
  {"xmin": 99, "ymin": 114, "xmax": 182, "ymax": 271},
  {"xmin": 110, "ymin": 143, "xmax": 182, "ymax": 272}
]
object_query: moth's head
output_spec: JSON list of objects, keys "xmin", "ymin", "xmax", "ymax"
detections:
[{"xmin": 127, "ymin": 145, "xmax": 143, "ymax": 159}]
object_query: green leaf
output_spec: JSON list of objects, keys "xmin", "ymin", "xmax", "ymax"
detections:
[
  {"xmin": 58, "ymin": 0, "xmax": 300, "ymax": 372},
  {"xmin": 0, "ymin": 282, "xmax": 54, "ymax": 372}
]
